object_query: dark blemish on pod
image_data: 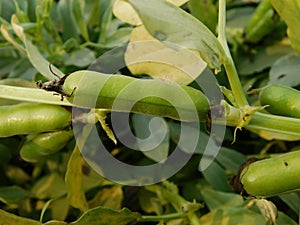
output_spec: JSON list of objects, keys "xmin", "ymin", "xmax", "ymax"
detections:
[
  {"xmin": 82, "ymin": 164, "xmax": 90, "ymax": 175},
  {"xmin": 153, "ymin": 31, "xmax": 167, "ymax": 41},
  {"xmin": 284, "ymin": 162, "xmax": 288, "ymax": 166},
  {"xmin": 183, "ymin": 32, "xmax": 193, "ymax": 38},
  {"xmin": 228, "ymin": 157, "xmax": 263, "ymax": 197},
  {"xmin": 278, "ymin": 74, "xmax": 286, "ymax": 80}
]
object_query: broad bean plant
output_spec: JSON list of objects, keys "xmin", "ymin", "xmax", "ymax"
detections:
[{"xmin": 0, "ymin": 0, "xmax": 300, "ymax": 225}]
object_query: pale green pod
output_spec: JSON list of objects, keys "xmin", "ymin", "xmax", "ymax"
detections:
[
  {"xmin": 62, "ymin": 71, "xmax": 210, "ymax": 122},
  {"xmin": 0, "ymin": 103, "xmax": 71, "ymax": 137},
  {"xmin": 20, "ymin": 130, "xmax": 74, "ymax": 163},
  {"xmin": 240, "ymin": 150, "xmax": 300, "ymax": 197},
  {"xmin": 259, "ymin": 84, "xmax": 300, "ymax": 118}
]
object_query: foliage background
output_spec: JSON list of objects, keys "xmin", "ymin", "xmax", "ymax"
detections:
[{"xmin": 0, "ymin": 0, "xmax": 300, "ymax": 224}]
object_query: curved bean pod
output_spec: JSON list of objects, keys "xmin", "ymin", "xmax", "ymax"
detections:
[
  {"xmin": 62, "ymin": 71, "xmax": 210, "ymax": 122},
  {"xmin": 259, "ymin": 84, "xmax": 300, "ymax": 118},
  {"xmin": 240, "ymin": 151, "xmax": 300, "ymax": 197},
  {"xmin": 20, "ymin": 130, "xmax": 74, "ymax": 162}
]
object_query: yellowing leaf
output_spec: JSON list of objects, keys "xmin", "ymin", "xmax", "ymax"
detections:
[
  {"xmin": 113, "ymin": 0, "xmax": 142, "ymax": 25},
  {"xmin": 88, "ymin": 186, "xmax": 123, "ymax": 210},
  {"xmin": 200, "ymin": 208, "xmax": 266, "ymax": 225},
  {"xmin": 113, "ymin": 0, "xmax": 188, "ymax": 26},
  {"xmin": 270, "ymin": 0, "xmax": 300, "ymax": 55},
  {"xmin": 70, "ymin": 207, "xmax": 140, "ymax": 225},
  {"xmin": 65, "ymin": 146, "xmax": 89, "ymax": 212},
  {"xmin": 247, "ymin": 128, "xmax": 300, "ymax": 141},
  {"xmin": 0, "ymin": 210, "xmax": 41, "ymax": 225},
  {"xmin": 125, "ymin": 26, "xmax": 207, "ymax": 84},
  {"xmin": 127, "ymin": 0, "xmax": 225, "ymax": 70}
]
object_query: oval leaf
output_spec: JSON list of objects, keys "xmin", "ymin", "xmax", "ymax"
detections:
[
  {"xmin": 127, "ymin": 0, "xmax": 225, "ymax": 70},
  {"xmin": 125, "ymin": 26, "xmax": 207, "ymax": 84},
  {"xmin": 270, "ymin": 0, "xmax": 300, "ymax": 55},
  {"xmin": 0, "ymin": 210, "xmax": 41, "ymax": 225},
  {"xmin": 269, "ymin": 53, "xmax": 300, "ymax": 87},
  {"xmin": 132, "ymin": 114, "xmax": 169, "ymax": 162}
]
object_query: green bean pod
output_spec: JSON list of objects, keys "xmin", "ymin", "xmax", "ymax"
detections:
[
  {"xmin": 0, "ymin": 103, "xmax": 71, "ymax": 137},
  {"xmin": 259, "ymin": 84, "xmax": 300, "ymax": 118},
  {"xmin": 244, "ymin": 0, "xmax": 278, "ymax": 43},
  {"xmin": 62, "ymin": 71, "xmax": 210, "ymax": 122},
  {"xmin": 20, "ymin": 130, "xmax": 74, "ymax": 162},
  {"xmin": 240, "ymin": 150, "xmax": 300, "ymax": 197}
]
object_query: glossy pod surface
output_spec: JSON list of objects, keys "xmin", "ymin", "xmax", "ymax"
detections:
[
  {"xmin": 62, "ymin": 71, "xmax": 210, "ymax": 122},
  {"xmin": 20, "ymin": 130, "xmax": 74, "ymax": 162},
  {"xmin": 0, "ymin": 103, "xmax": 71, "ymax": 137},
  {"xmin": 240, "ymin": 150, "xmax": 300, "ymax": 197},
  {"xmin": 259, "ymin": 84, "xmax": 300, "ymax": 118}
]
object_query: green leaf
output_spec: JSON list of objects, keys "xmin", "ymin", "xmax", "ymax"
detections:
[
  {"xmin": 88, "ymin": 186, "xmax": 123, "ymax": 210},
  {"xmin": 71, "ymin": 0, "xmax": 89, "ymax": 41},
  {"xmin": 236, "ymin": 42, "xmax": 294, "ymax": 76},
  {"xmin": 276, "ymin": 212, "xmax": 298, "ymax": 225},
  {"xmin": 57, "ymin": 0, "xmax": 79, "ymax": 41},
  {"xmin": 132, "ymin": 114, "xmax": 169, "ymax": 162},
  {"xmin": 11, "ymin": 15, "xmax": 64, "ymax": 80},
  {"xmin": 64, "ymin": 48, "xmax": 96, "ymax": 67},
  {"xmin": 188, "ymin": 0, "xmax": 218, "ymax": 33},
  {"xmin": 0, "ymin": 56, "xmax": 20, "ymax": 78},
  {"xmin": 0, "ymin": 186, "xmax": 29, "ymax": 204},
  {"xmin": 49, "ymin": 198, "xmax": 70, "ymax": 221},
  {"xmin": 31, "ymin": 173, "xmax": 67, "ymax": 199},
  {"xmin": 199, "ymin": 208, "xmax": 267, "ymax": 225},
  {"xmin": 215, "ymin": 147, "xmax": 247, "ymax": 173},
  {"xmin": 0, "ymin": 0, "xmax": 17, "ymax": 22},
  {"xmin": 227, "ymin": 7, "xmax": 255, "ymax": 29},
  {"xmin": 201, "ymin": 189, "xmax": 244, "ymax": 211},
  {"xmin": 269, "ymin": 53, "xmax": 300, "ymax": 87},
  {"xmin": 98, "ymin": 2, "xmax": 113, "ymax": 44},
  {"xmin": 202, "ymin": 161, "xmax": 231, "ymax": 192},
  {"xmin": 169, "ymin": 121, "xmax": 209, "ymax": 155},
  {"xmin": 43, "ymin": 221, "xmax": 66, "ymax": 225},
  {"xmin": 9, "ymin": 58, "xmax": 36, "ymax": 80},
  {"xmin": 270, "ymin": 0, "xmax": 300, "ymax": 55},
  {"xmin": 65, "ymin": 146, "xmax": 89, "ymax": 212},
  {"xmin": 0, "ymin": 84, "xmax": 72, "ymax": 106},
  {"xmin": 138, "ymin": 188, "xmax": 163, "ymax": 214},
  {"xmin": 0, "ymin": 209, "xmax": 42, "ymax": 225},
  {"xmin": 104, "ymin": 27, "xmax": 132, "ymax": 48},
  {"xmin": 44, "ymin": 207, "xmax": 141, "ymax": 225},
  {"xmin": 0, "ymin": 143, "xmax": 12, "ymax": 165},
  {"xmin": 127, "ymin": 0, "xmax": 225, "ymax": 70},
  {"xmin": 279, "ymin": 193, "xmax": 300, "ymax": 215}
]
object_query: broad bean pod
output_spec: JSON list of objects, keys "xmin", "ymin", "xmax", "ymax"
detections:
[
  {"xmin": 0, "ymin": 103, "xmax": 71, "ymax": 137},
  {"xmin": 259, "ymin": 84, "xmax": 300, "ymax": 118},
  {"xmin": 20, "ymin": 130, "xmax": 74, "ymax": 162},
  {"xmin": 61, "ymin": 71, "xmax": 210, "ymax": 122},
  {"xmin": 244, "ymin": 0, "xmax": 282, "ymax": 43},
  {"xmin": 240, "ymin": 150, "xmax": 300, "ymax": 197}
]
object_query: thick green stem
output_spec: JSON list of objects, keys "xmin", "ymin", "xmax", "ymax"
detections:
[
  {"xmin": 160, "ymin": 185, "xmax": 202, "ymax": 225},
  {"xmin": 217, "ymin": 110, "xmax": 300, "ymax": 137},
  {"xmin": 218, "ymin": 0, "xmax": 248, "ymax": 107},
  {"xmin": 247, "ymin": 112, "xmax": 300, "ymax": 137}
]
